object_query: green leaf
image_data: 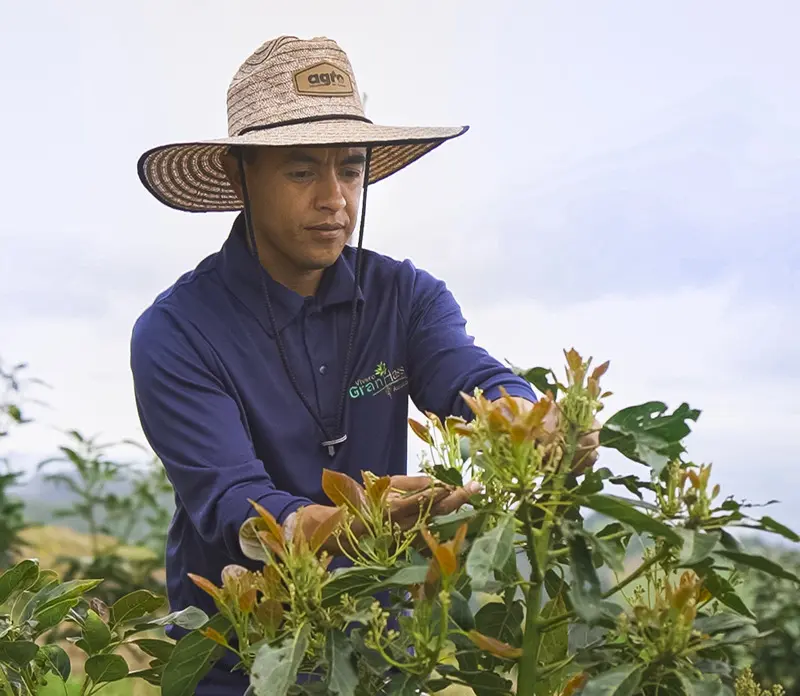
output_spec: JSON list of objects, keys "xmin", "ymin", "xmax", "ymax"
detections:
[
  {"xmin": 426, "ymin": 678, "xmax": 453, "ymax": 693},
  {"xmin": 466, "ymin": 513, "xmax": 516, "ymax": 592},
  {"xmin": 586, "ymin": 531, "xmax": 625, "ymax": 574},
  {"xmin": 459, "ymin": 669, "xmax": 514, "ymax": 695},
  {"xmin": 677, "ymin": 529, "xmax": 720, "ymax": 566},
  {"xmin": 474, "ymin": 600, "xmax": 523, "ymax": 648},
  {"xmin": 38, "ymin": 644, "xmax": 71, "ymax": 681},
  {"xmin": 385, "ymin": 671, "xmax": 425, "ymax": 695},
  {"xmin": 449, "ymin": 589, "xmax": 475, "ymax": 631},
  {"xmin": 757, "ymin": 516, "xmax": 800, "ymax": 542},
  {"xmin": 31, "ymin": 598, "xmax": 79, "ymax": 635},
  {"xmin": 161, "ymin": 614, "xmax": 231, "ymax": 696},
  {"xmin": 134, "ymin": 638, "xmax": 175, "ymax": 663},
  {"xmin": 582, "ymin": 494, "xmax": 682, "ymax": 546},
  {"xmin": 83, "ymin": 609, "xmax": 112, "ymax": 654},
  {"xmin": 28, "ymin": 569, "xmax": 59, "ymax": 594},
  {"xmin": 568, "ymin": 536, "xmax": 623, "ymax": 626},
  {"xmin": 719, "ymin": 550, "xmax": 800, "ymax": 584},
  {"xmin": 142, "ymin": 606, "xmax": 210, "ymax": 630},
  {"xmin": 110, "ymin": 590, "xmax": 165, "ymax": 626},
  {"xmin": 129, "ymin": 666, "xmax": 164, "ymax": 686},
  {"xmin": 30, "ymin": 578, "xmax": 103, "ymax": 616},
  {"xmin": 325, "ymin": 630, "xmax": 358, "ymax": 696},
  {"xmin": 516, "ymin": 365, "xmax": 560, "ymax": 399},
  {"xmin": 600, "ymin": 401, "xmax": 700, "ymax": 475},
  {"xmin": 536, "ymin": 594, "xmax": 569, "ymax": 696},
  {"xmin": 323, "ymin": 566, "xmax": 392, "ymax": 605},
  {"xmin": 0, "ymin": 640, "xmax": 38, "ymax": 668},
  {"xmin": 432, "ymin": 465, "xmax": 463, "ymax": 488},
  {"xmin": 581, "ymin": 664, "xmax": 645, "ymax": 696},
  {"xmin": 609, "ymin": 475, "xmax": 653, "ymax": 500},
  {"xmin": 702, "ymin": 570, "xmax": 755, "ymax": 619},
  {"xmin": 694, "ymin": 613, "xmax": 755, "ymax": 635},
  {"xmin": 718, "ymin": 531, "xmax": 742, "ymax": 553},
  {"xmin": 369, "ymin": 565, "xmax": 429, "ymax": 592},
  {"xmin": 350, "ymin": 627, "xmax": 389, "ymax": 678},
  {"xmin": 678, "ymin": 673, "xmax": 729, "ymax": 696},
  {"xmin": 85, "ymin": 654, "xmax": 129, "ymax": 683},
  {"xmin": 429, "ymin": 507, "xmax": 487, "ymax": 540},
  {"xmin": 0, "ymin": 559, "xmax": 38, "ymax": 605},
  {"xmin": 251, "ymin": 624, "xmax": 310, "ymax": 696}
]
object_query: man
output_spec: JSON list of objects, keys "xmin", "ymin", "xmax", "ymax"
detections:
[{"xmin": 131, "ymin": 35, "xmax": 564, "ymax": 694}]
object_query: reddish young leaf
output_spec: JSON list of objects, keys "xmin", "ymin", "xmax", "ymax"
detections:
[
  {"xmin": 467, "ymin": 630, "xmax": 522, "ymax": 660},
  {"xmin": 187, "ymin": 573, "xmax": 222, "ymax": 601},
  {"xmin": 201, "ymin": 628, "xmax": 229, "ymax": 647},
  {"xmin": 258, "ymin": 531, "xmax": 286, "ymax": 559},
  {"xmin": 308, "ymin": 507, "xmax": 344, "ymax": 554},
  {"xmin": 247, "ymin": 499, "xmax": 285, "ymax": 553},
  {"xmin": 408, "ymin": 418, "xmax": 432, "ymax": 444},
  {"xmin": 321, "ymin": 469, "xmax": 366, "ymax": 512},
  {"xmin": 447, "ymin": 522, "xmax": 468, "ymax": 557},
  {"xmin": 254, "ymin": 598, "xmax": 284, "ymax": 634},
  {"xmin": 362, "ymin": 472, "xmax": 391, "ymax": 506},
  {"xmin": 238, "ymin": 588, "xmax": 257, "ymax": 612},
  {"xmin": 563, "ymin": 672, "xmax": 588, "ymax": 696},
  {"xmin": 590, "ymin": 360, "xmax": 610, "ymax": 381}
]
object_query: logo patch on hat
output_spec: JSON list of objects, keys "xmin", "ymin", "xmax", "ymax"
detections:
[{"xmin": 293, "ymin": 62, "xmax": 354, "ymax": 96}]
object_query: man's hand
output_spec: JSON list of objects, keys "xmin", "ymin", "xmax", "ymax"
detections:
[
  {"xmin": 297, "ymin": 474, "xmax": 482, "ymax": 556},
  {"xmin": 507, "ymin": 396, "xmax": 600, "ymax": 474}
]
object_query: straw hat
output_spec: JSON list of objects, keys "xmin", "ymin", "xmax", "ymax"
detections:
[{"xmin": 137, "ymin": 35, "xmax": 469, "ymax": 213}]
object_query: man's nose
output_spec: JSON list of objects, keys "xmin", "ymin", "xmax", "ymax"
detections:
[{"xmin": 315, "ymin": 171, "xmax": 346, "ymax": 212}]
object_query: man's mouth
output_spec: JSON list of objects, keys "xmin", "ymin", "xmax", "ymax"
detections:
[{"xmin": 307, "ymin": 223, "xmax": 345, "ymax": 232}]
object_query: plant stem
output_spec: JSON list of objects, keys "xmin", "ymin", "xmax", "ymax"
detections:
[
  {"xmin": 517, "ymin": 577, "xmax": 544, "ymax": 696},
  {"xmin": 0, "ymin": 666, "xmax": 16, "ymax": 696},
  {"xmin": 602, "ymin": 547, "xmax": 668, "ymax": 601}
]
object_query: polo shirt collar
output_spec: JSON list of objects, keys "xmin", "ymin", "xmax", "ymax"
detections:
[{"xmin": 218, "ymin": 214, "xmax": 364, "ymax": 337}]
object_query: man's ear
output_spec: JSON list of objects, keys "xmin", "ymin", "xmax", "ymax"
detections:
[{"xmin": 220, "ymin": 149, "xmax": 244, "ymax": 201}]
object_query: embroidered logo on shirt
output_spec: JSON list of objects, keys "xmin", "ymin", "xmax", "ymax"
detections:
[{"xmin": 349, "ymin": 361, "xmax": 407, "ymax": 399}]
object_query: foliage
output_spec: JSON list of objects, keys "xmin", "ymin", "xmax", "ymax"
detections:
[
  {"xmin": 0, "ymin": 360, "xmax": 38, "ymax": 569},
  {"xmin": 735, "ymin": 543, "xmax": 800, "ymax": 694},
  {"xmin": 0, "ymin": 557, "xmax": 180, "ymax": 696},
  {"xmin": 161, "ymin": 348, "xmax": 800, "ymax": 696},
  {"xmin": 36, "ymin": 433, "xmax": 173, "ymax": 606}
]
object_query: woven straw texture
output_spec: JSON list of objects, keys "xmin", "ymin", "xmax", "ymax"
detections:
[{"xmin": 138, "ymin": 36, "xmax": 467, "ymax": 212}]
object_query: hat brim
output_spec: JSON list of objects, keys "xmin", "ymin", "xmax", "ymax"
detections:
[{"xmin": 137, "ymin": 120, "xmax": 469, "ymax": 213}]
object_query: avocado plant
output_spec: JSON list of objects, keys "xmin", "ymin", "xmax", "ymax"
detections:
[
  {"xmin": 152, "ymin": 349, "xmax": 799, "ymax": 695},
  {"xmin": 0, "ymin": 555, "xmax": 209, "ymax": 695}
]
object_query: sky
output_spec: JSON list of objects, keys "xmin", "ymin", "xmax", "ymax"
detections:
[{"xmin": 1, "ymin": 1, "xmax": 798, "ymax": 528}]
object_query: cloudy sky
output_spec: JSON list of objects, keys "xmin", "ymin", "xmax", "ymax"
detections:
[{"xmin": 1, "ymin": 2, "xmax": 798, "ymax": 527}]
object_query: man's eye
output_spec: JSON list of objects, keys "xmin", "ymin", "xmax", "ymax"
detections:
[
  {"xmin": 289, "ymin": 171, "xmax": 313, "ymax": 180},
  {"xmin": 341, "ymin": 169, "xmax": 362, "ymax": 180}
]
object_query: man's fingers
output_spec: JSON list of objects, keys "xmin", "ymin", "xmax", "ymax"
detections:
[
  {"xmin": 389, "ymin": 486, "xmax": 449, "ymax": 519},
  {"xmin": 429, "ymin": 481, "xmax": 482, "ymax": 516},
  {"xmin": 388, "ymin": 475, "xmax": 434, "ymax": 492}
]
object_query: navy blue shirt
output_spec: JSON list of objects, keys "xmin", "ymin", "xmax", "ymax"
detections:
[{"xmin": 129, "ymin": 213, "xmax": 535, "ymax": 693}]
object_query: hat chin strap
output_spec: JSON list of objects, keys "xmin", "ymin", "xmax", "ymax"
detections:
[{"xmin": 236, "ymin": 149, "xmax": 372, "ymax": 458}]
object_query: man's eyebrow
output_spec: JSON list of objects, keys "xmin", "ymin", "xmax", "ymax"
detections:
[
  {"xmin": 284, "ymin": 150, "xmax": 320, "ymax": 165},
  {"xmin": 342, "ymin": 153, "xmax": 367, "ymax": 166}
]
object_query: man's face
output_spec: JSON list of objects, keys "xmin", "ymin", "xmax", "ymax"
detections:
[{"xmin": 226, "ymin": 146, "xmax": 367, "ymax": 279}]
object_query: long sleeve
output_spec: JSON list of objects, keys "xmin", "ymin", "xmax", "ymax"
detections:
[
  {"xmin": 405, "ymin": 265, "xmax": 536, "ymax": 421},
  {"xmin": 130, "ymin": 306, "xmax": 312, "ymax": 563}
]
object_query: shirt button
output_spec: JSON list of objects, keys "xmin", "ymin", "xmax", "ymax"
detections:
[{"xmin": 319, "ymin": 364, "xmax": 328, "ymax": 375}]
